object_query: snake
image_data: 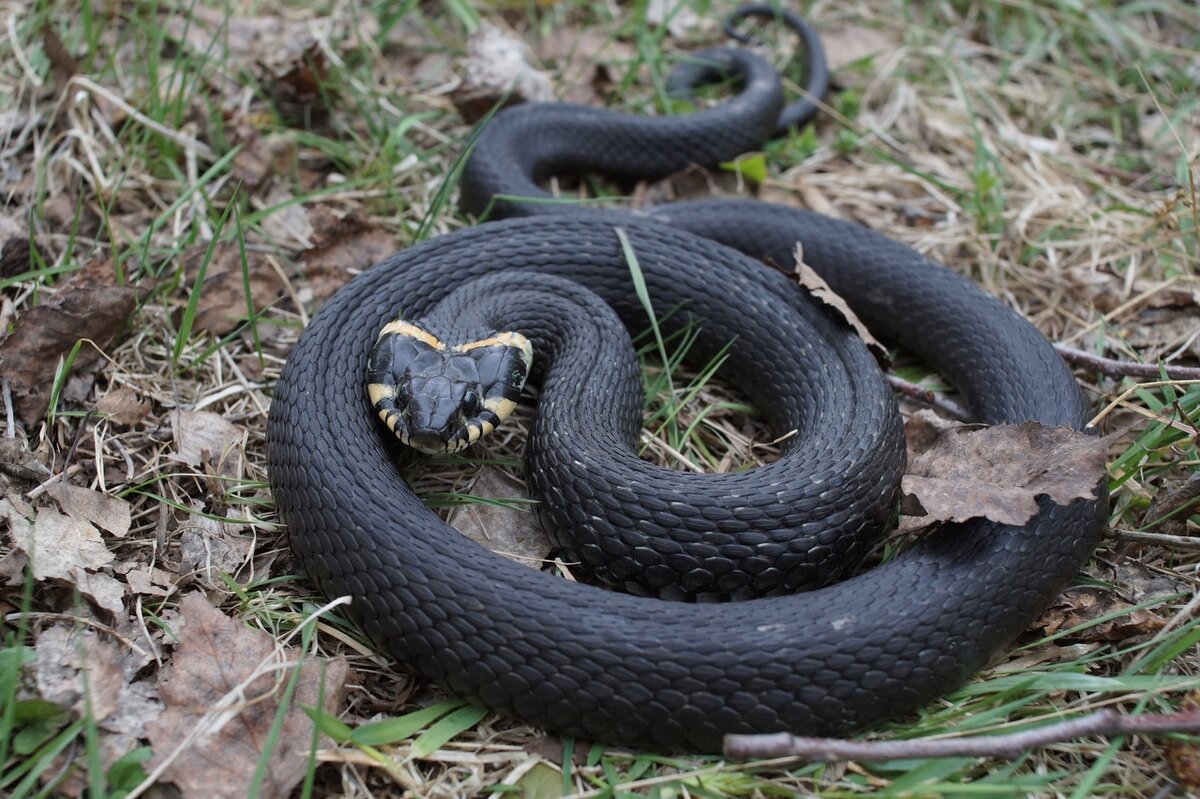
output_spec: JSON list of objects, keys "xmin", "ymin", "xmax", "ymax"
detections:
[{"xmin": 266, "ymin": 7, "xmax": 1105, "ymax": 753}]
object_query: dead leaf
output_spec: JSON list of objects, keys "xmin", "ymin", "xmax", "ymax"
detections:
[
  {"xmin": 0, "ymin": 281, "xmax": 134, "ymax": 428},
  {"xmin": 35, "ymin": 625, "xmax": 129, "ymax": 723},
  {"xmin": 452, "ymin": 23, "xmax": 554, "ymax": 124},
  {"xmin": 538, "ymin": 27, "xmax": 636, "ymax": 104},
  {"xmin": 230, "ymin": 125, "xmax": 297, "ymax": 188},
  {"xmin": 298, "ymin": 208, "xmax": 402, "ymax": 304},
  {"xmin": 2, "ymin": 498, "xmax": 126, "ymax": 614},
  {"xmin": 180, "ymin": 243, "xmax": 284, "ymax": 337},
  {"xmin": 40, "ymin": 22, "xmax": 79, "ymax": 84},
  {"xmin": 0, "ymin": 236, "xmax": 36, "ymax": 279},
  {"xmin": 900, "ymin": 411, "xmax": 1108, "ymax": 527},
  {"xmin": 257, "ymin": 185, "xmax": 314, "ymax": 248},
  {"xmin": 178, "ymin": 516, "xmax": 251, "ymax": 586},
  {"xmin": 792, "ymin": 244, "xmax": 888, "ymax": 363},
  {"xmin": 47, "ymin": 483, "xmax": 132, "ymax": 537},
  {"xmin": 3, "ymin": 499, "xmax": 114, "ymax": 580},
  {"xmin": 121, "ymin": 565, "xmax": 176, "ymax": 597},
  {"xmin": 0, "ymin": 435, "xmax": 53, "ymax": 483},
  {"xmin": 1034, "ymin": 587, "xmax": 1165, "ymax": 642},
  {"xmin": 164, "ymin": 7, "xmax": 312, "ymax": 71},
  {"xmin": 170, "ymin": 409, "xmax": 245, "ymax": 475},
  {"xmin": 147, "ymin": 594, "xmax": 348, "ymax": 799},
  {"xmin": 96, "ymin": 386, "xmax": 151, "ymax": 427},
  {"xmin": 267, "ymin": 45, "xmax": 332, "ymax": 128},
  {"xmin": 820, "ymin": 24, "xmax": 897, "ymax": 72},
  {"xmin": 71, "ymin": 569, "xmax": 127, "ymax": 616},
  {"xmin": 449, "ymin": 469, "xmax": 550, "ymax": 567}
]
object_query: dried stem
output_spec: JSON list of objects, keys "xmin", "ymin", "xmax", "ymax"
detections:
[
  {"xmin": 887, "ymin": 375, "xmax": 972, "ymax": 422},
  {"xmin": 724, "ymin": 709, "xmax": 1200, "ymax": 761},
  {"xmin": 1055, "ymin": 344, "xmax": 1200, "ymax": 381}
]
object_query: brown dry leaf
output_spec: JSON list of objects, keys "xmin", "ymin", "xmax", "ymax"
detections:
[
  {"xmin": 96, "ymin": 385, "xmax": 151, "ymax": 427},
  {"xmin": 121, "ymin": 565, "xmax": 176, "ymax": 597},
  {"xmin": 258, "ymin": 186, "xmax": 315, "ymax": 248},
  {"xmin": 0, "ymin": 435, "xmax": 53, "ymax": 483},
  {"xmin": 181, "ymin": 243, "xmax": 284, "ymax": 337},
  {"xmin": 147, "ymin": 594, "xmax": 348, "ymax": 799},
  {"xmin": 0, "ymin": 236, "xmax": 36, "ymax": 279},
  {"xmin": 2, "ymin": 498, "xmax": 126, "ymax": 614},
  {"xmin": 900, "ymin": 411, "xmax": 1108, "ymax": 527},
  {"xmin": 0, "ymin": 280, "xmax": 134, "ymax": 428},
  {"xmin": 2, "ymin": 499, "xmax": 114, "ymax": 580},
  {"xmin": 164, "ymin": 6, "xmax": 312, "ymax": 71},
  {"xmin": 35, "ymin": 626, "xmax": 141, "ymax": 724},
  {"xmin": 449, "ymin": 468, "xmax": 551, "ymax": 568},
  {"xmin": 268, "ymin": 45, "xmax": 332, "ymax": 128},
  {"xmin": 170, "ymin": 409, "xmax": 245, "ymax": 476},
  {"xmin": 1034, "ymin": 587, "xmax": 1165, "ymax": 642},
  {"xmin": 178, "ymin": 515, "xmax": 252, "ymax": 586},
  {"xmin": 47, "ymin": 483, "xmax": 132, "ymax": 537},
  {"xmin": 538, "ymin": 27, "xmax": 636, "ymax": 104},
  {"xmin": 40, "ymin": 22, "xmax": 79, "ymax": 84},
  {"xmin": 298, "ymin": 208, "xmax": 403, "ymax": 304},
  {"xmin": 820, "ymin": 24, "xmax": 897, "ymax": 72},
  {"xmin": 230, "ymin": 125, "xmax": 299, "ymax": 188},
  {"xmin": 792, "ymin": 244, "xmax": 888, "ymax": 363},
  {"xmin": 452, "ymin": 23, "xmax": 554, "ymax": 124}
]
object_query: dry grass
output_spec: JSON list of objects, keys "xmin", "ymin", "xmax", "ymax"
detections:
[{"xmin": 1, "ymin": 0, "xmax": 1198, "ymax": 797}]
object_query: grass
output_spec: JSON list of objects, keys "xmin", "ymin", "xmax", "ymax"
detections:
[{"xmin": 1, "ymin": 0, "xmax": 1198, "ymax": 796}]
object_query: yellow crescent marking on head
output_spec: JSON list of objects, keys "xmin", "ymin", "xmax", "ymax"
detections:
[
  {"xmin": 454, "ymin": 331, "xmax": 531, "ymax": 354},
  {"xmin": 367, "ymin": 383, "xmax": 394, "ymax": 408},
  {"xmin": 483, "ymin": 396, "xmax": 517, "ymax": 422},
  {"xmin": 379, "ymin": 320, "xmax": 444, "ymax": 350}
]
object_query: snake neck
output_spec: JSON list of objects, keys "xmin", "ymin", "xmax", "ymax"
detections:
[{"xmin": 414, "ymin": 271, "xmax": 644, "ymax": 449}]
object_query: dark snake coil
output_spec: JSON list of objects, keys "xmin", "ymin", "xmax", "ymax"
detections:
[{"xmin": 266, "ymin": 16, "xmax": 1105, "ymax": 752}]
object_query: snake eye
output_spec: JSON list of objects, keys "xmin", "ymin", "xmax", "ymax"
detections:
[{"xmin": 462, "ymin": 390, "xmax": 481, "ymax": 416}]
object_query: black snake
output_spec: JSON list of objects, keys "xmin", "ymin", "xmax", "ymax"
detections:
[{"xmin": 266, "ymin": 9, "xmax": 1104, "ymax": 752}]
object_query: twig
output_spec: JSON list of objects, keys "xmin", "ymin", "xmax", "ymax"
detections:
[
  {"xmin": 723, "ymin": 709, "xmax": 1200, "ymax": 761},
  {"xmin": 1111, "ymin": 528, "xmax": 1200, "ymax": 550},
  {"xmin": 1055, "ymin": 344, "xmax": 1200, "ymax": 381},
  {"xmin": 886, "ymin": 375, "xmax": 972, "ymax": 422}
]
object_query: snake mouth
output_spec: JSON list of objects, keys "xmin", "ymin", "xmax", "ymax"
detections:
[{"xmin": 366, "ymin": 320, "xmax": 532, "ymax": 454}]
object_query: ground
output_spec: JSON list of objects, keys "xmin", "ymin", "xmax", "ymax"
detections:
[{"xmin": 0, "ymin": 0, "xmax": 1198, "ymax": 797}]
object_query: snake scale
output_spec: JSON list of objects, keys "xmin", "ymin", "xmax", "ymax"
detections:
[{"xmin": 266, "ymin": 10, "xmax": 1105, "ymax": 752}]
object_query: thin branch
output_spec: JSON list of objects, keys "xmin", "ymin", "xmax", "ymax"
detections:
[
  {"xmin": 1111, "ymin": 527, "xmax": 1200, "ymax": 550},
  {"xmin": 723, "ymin": 709, "xmax": 1200, "ymax": 761},
  {"xmin": 1055, "ymin": 344, "xmax": 1200, "ymax": 381},
  {"xmin": 886, "ymin": 375, "xmax": 972, "ymax": 422}
]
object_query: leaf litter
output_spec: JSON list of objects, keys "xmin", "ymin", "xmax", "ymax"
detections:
[{"xmin": 145, "ymin": 594, "xmax": 348, "ymax": 799}]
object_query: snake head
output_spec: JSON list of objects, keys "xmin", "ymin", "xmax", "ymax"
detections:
[{"xmin": 366, "ymin": 320, "xmax": 532, "ymax": 454}]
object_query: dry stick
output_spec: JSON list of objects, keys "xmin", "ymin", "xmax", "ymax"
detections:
[
  {"xmin": 724, "ymin": 709, "xmax": 1200, "ymax": 761},
  {"xmin": 1112, "ymin": 528, "xmax": 1200, "ymax": 550},
  {"xmin": 1055, "ymin": 344, "xmax": 1200, "ymax": 381},
  {"xmin": 886, "ymin": 375, "xmax": 972, "ymax": 422}
]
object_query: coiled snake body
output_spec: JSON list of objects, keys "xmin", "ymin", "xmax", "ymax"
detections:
[{"xmin": 266, "ymin": 23, "xmax": 1104, "ymax": 752}]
